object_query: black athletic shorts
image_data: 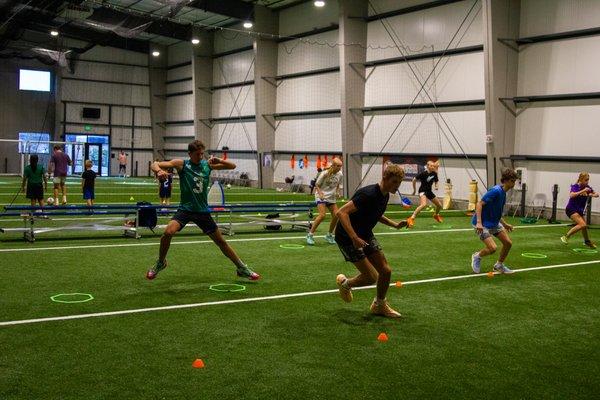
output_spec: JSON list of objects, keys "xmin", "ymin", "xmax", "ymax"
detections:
[
  {"xmin": 419, "ymin": 190, "xmax": 436, "ymax": 200},
  {"xmin": 565, "ymin": 207, "xmax": 583, "ymax": 219},
  {"xmin": 172, "ymin": 210, "xmax": 218, "ymax": 234},
  {"xmin": 26, "ymin": 183, "xmax": 43, "ymax": 200},
  {"xmin": 336, "ymin": 236, "xmax": 382, "ymax": 263}
]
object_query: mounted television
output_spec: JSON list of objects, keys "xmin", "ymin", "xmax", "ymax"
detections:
[{"xmin": 82, "ymin": 107, "xmax": 101, "ymax": 119}]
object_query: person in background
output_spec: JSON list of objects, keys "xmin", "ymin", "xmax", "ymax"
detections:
[
  {"xmin": 48, "ymin": 145, "xmax": 72, "ymax": 205},
  {"xmin": 306, "ymin": 159, "xmax": 343, "ymax": 245},
  {"xmin": 22, "ymin": 154, "xmax": 47, "ymax": 209},
  {"xmin": 561, "ymin": 172, "xmax": 598, "ymax": 248},
  {"xmin": 81, "ymin": 160, "xmax": 96, "ymax": 207},
  {"xmin": 118, "ymin": 150, "xmax": 127, "ymax": 178},
  {"xmin": 159, "ymin": 167, "xmax": 174, "ymax": 206}
]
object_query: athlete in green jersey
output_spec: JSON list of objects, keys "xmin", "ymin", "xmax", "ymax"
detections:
[{"xmin": 147, "ymin": 140, "xmax": 260, "ymax": 281}]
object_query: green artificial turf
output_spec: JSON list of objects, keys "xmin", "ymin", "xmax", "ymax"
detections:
[{"xmin": 1, "ymin": 179, "xmax": 599, "ymax": 399}]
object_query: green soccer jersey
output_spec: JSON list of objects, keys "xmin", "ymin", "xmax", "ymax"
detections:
[
  {"xmin": 178, "ymin": 159, "xmax": 212, "ymax": 213},
  {"xmin": 24, "ymin": 165, "xmax": 45, "ymax": 184}
]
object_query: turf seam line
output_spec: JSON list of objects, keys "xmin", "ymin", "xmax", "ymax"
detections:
[
  {"xmin": 0, "ymin": 259, "xmax": 597, "ymax": 328},
  {"xmin": 0, "ymin": 223, "xmax": 568, "ymax": 253}
]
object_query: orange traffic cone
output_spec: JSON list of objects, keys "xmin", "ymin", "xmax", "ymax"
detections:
[
  {"xmin": 487, "ymin": 271, "xmax": 494, "ymax": 278},
  {"xmin": 395, "ymin": 281, "xmax": 402, "ymax": 288},
  {"xmin": 377, "ymin": 332, "xmax": 389, "ymax": 342},
  {"xmin": 192, "ymin": 359, "xmax": 205, "ymax": 368}
]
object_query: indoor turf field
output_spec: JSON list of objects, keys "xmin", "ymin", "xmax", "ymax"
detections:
[{"xmin": 1, "ymin": 178, "xmax": 598, "ymax": 400}]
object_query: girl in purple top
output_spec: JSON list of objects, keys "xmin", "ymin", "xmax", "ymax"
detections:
[{"xmin": 561, "ymin": 172, "xmax": 598, "ymax": 248}]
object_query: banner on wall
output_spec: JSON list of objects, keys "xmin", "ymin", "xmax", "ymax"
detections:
[
  {"xmin": 262, "ymin": 153, "xmax": 272, "ymax": 167},
  {"xmin": 383, "ymin": 155, "xmax": 437, "ymax": 180}
]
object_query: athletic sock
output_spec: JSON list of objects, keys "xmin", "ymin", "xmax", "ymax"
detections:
[{"xmin": 234, "ymin": 259, "xmax": 246, "ymax": 269}]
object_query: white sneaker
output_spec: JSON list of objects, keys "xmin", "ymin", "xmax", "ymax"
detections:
[
  {"xmin": 493, "ymin": 263, "xmax": 514, "ymax": 274},
  {"xmin": 560, "ymin": 236, "xmax": 568, "ymax": 245},
  {"xmin": 471, "ymin": 252, "xmax": 481, "ymax": 274},
  {"xmin": 306, "ymin": 233, "xmax": 315, "ymax": 245}
]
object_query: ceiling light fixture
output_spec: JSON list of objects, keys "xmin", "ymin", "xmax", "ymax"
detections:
[
  {"xmin": 243, "ymin": 21, "xmax": 253, "ymax": 29},
  {"xmin": 191, "ymin": 38, "xmax": 200, "ymax": 45},
  {"xmin": 314, "ymin": 1, "xmax": 325, "ymax": 7},
  {"xmin": 50, "ymin": 30, "xmax": 59, "ymax": 36},
  {"xmin": 152, "ymin": 51, "xmax": 160, "ymax": 57}
]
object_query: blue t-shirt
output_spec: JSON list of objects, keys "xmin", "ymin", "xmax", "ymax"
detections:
[{"xmin": 471, "ymin": 185, "xmax": 506, "ymax": 228}]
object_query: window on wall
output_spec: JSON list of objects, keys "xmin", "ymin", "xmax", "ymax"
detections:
[
  {"xmin": 18, "ymin": 132, "xmax": 50, "ymax": 154},
  {"xmin": 19, "ymin": 69, "xmax": 51, "ymax": 92}
]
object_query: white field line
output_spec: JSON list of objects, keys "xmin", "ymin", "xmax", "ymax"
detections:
[
  {"xmin": 0, "ymin": 259, "xmax": 597, "ymax": 328},
  {"xmin": 0, "ymin": 223, "xmax": 568, "ymax": 253}
]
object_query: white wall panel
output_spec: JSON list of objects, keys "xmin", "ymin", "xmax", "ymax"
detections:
[
  {"xmin": 365, "ymin": 52, "xmax": 484, "ymax": 106},
  {"xmin": 517, "ymin": 37, "xmax": 600, "ymax": 95},
  {"xmin": 166, "ymin": 95, "xmax": 194, "ymax": 120},
  {"xmin": 81, "ymin": 46, "xmax": 148, "ymax": 66},
  {"xmin": 167, "ymin": 65, "xmax": 192, "ymax": 81},
  {"xmin": 212, "ymin": 51, "xmax": 254, "ymax": 85},
  {"xmin": 275, "ymin": 118, "xmax": 341, "ymax": 152},
  {"xmin": 166, "ymin": 79, "xmax": 193, "ymax": 93},
  {"xmin": 366, "ymin": 0, "xmax": 482, "ymax": 62},
  {"xmin": 515, "ymin": 106, "xmax": 600, "ymax": 157},
  {"xmin": 61, "ymin": 80, "xmax": 150, "ymax": 106},
  {"xmin": 362, "ymin": 111, "xmax": 485, "ymax": 154},
  {"xmin": 367, "ymin": 0, "xmax": 438, "ymax": 16},
  {"xmin": 132, "ymin": 151, "xmax": 154, "ymax": 176},
  {"xmin": 520, "ymin": 0, "xmax": 600, "ymax": 37},
  {"xmin": 134, "ymin": 108, "xmax": 151, "ymax": 126},
  {"xmin": 211, "ymin": 123, "xmax": 257, "ymax": 151},
  {"xmin": 67, "ymin": 63, "xmax": 148, "ymax": 85},
  {"xmin": 276, "ymin": 73, "xmax": 340, "ymax": 113},
  {"xmin": 168, "ymin": 42, "xmax": 191, "ymax": 66},
  {"xmin": 133, "ymin": 129, "xmax": 152, "ymax": 147},
  {"xmin": 279, "ymin": 0, "xmax": 339, "ymax": 36},
  {"xmin": 164, "ymin": 125, "xmax": 194, "ymax": 137},
  {"xmin": 212, "ymin": 85, "xmax": 255, "ymax": 117},
  {"xmin": 277, "ymin": 30, "xmax": 339, "ymax": 76},
  {"xmin": 217, "ymin": 155, "xmax": 258, "ymax": 181},
  {"xmin": 110, "ymin": 107, "xmax": 133, "ymax": 126},
  {"xmin": 110, "ymin": 127, "xmax": 131, "ymax": 147}
]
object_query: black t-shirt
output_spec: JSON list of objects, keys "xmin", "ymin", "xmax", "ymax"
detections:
[
  {"xmin": 415, "ymin": 170, "xmax": 438, "ymax": 193},
  {"xmin": 335, "ymin": 184, "xmax": 389, "ymax": 244},
  {"xmin": 82, "ymin": 170, "xmax": 96, "ymax": 190}
]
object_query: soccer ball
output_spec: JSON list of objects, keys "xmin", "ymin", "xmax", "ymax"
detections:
[
  {"xmin": 47, "ymin": 197, "xmax": 55, "ymax": 205},
  {"xmin": 226, "ymin": 184, "xmax": 232, "ymax": 189}
]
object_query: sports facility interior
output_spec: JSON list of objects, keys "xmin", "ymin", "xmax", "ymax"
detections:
[{"xmin": 0, "ymin": 0, "xmax": 599, "ymax": 398}]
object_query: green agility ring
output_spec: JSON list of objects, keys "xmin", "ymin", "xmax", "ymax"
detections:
[
  {"xmin": 572, "ymin": 248, "xmax": 598, "ymax": 255},
  {"xmin": 521, "ymin": 252, "xmax": 548, "ymax": 259},
  {"xmin": 50, "ymin": 293, "xmax": 94, "ymax": 304},
  {"xmin": 209, "ymin": 284, "xmax": 246, "ymax": 293},
  {"xmin": 279, "ymin": 244, "xmax": 305, "ymax": 249}
]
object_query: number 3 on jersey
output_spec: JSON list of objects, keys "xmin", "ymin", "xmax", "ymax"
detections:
[{"xmin": 192, "ymin": 175, "xmax": 203, "ymax": 194}]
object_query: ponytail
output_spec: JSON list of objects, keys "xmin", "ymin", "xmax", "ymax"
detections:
[{"xmin": 30, "ymin": 154, "xmax": 39, "ymax": 173}]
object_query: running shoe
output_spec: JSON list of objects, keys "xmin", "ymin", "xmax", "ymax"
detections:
[
  {"xmin": 370, "ymin": 299, "xmax": 401, "ymax": 318},
  {"xmin": 560, "ymin": 235, "xmax": 569, "ymax": 245},
  {"xmin": 237, "ymin": 265, "xmax": 261, "ymax": 280},
  {"xmin": 584, "ymin": 240, "xmax": 597, "ymax": 249},
  {"xmin": 336, "ymin": 274, "xmax": 353, "ymax": 303},
  {"xmin": 493, "ymin": 263, "xmax": 514, "ymax": 274},
  {"xmin": 471, "ymin": 252, "xmax": 481, "ymax": 274},
  {"xmin": 306, "ymin": 233, "xmax": 315, "ymax": 245},
  {"xmin": 433, "ymin": 214, "xmax": 443, "ymax": 223},
  {"xmin": 146, "ymin": 259, "xmax": 167, "ymax": 280},
  {"xmin": 406, "ymin": 217, "xmax": 415, "ymax": 228},
  {"xmin": 325, "ymin": 233, "xmax": 336, "ymax": 244}
]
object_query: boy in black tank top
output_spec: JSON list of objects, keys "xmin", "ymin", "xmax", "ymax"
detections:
[
  {"xmin": 407, "ymin": 161, "xmax": 443, "ymax": 227},
  {"xmin": 334, "ymin": 164, "xmax": 409, "ymax": 318}
]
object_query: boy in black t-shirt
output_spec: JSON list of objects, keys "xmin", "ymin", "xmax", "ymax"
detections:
[
  {"xmin": 335, "ymin": 164, "xmax": 408, "ymax": 318},
  {"xmin": 407, "ymin": 160, "xmax": 443, "ymax": 227},
  {"xmin": 81, "ymin": 160, "xmax": 96, "ymax": 207}
]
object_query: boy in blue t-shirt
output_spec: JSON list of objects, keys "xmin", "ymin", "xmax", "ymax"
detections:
[{"xmin": 471, "ymin": 168, "xmax": 518, "ymax": 274}]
